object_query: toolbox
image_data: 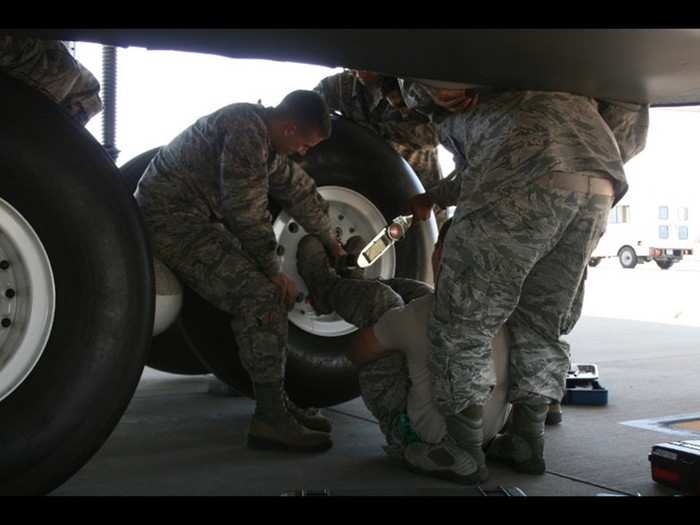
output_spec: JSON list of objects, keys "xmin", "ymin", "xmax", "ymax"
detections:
[
  {"xmin": 561, "ymin": 363, "xmax": 608, "ymax": 406},
  {"xmin": 649, "ymin": 440, "xmax": 700, "ymax": 495}
]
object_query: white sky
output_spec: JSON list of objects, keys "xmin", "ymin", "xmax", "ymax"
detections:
[{"xmin": 75, "ymin": 43, "xmax": 700, "ymax": 229}]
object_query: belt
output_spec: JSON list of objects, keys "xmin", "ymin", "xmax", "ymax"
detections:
[{"xmin": 535, "ymin": 173, "xmax": 615, "ymax": 197}]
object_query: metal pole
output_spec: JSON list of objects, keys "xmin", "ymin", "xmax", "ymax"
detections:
[{"xmin": 101, "ymin": 45, "xmax": 119, "ymax": 162}]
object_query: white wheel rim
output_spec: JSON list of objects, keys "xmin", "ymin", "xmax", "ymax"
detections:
[
  {"xmin": 0, "ymin": 197, "xmax": 56, "ymax": 402},
  {"xmin": 273, "ymin": 186, "xmax": 395, "ymax": 337},
  {"xmin": 622, "ymin": 251, "xmax": 633, "ymax": 265}
]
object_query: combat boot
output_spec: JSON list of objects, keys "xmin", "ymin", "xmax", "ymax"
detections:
[
  {"xmin": 444, "ymin": 404, "xmax": 489, "ymax": 482},
  {"xmin": 545, "ymin": 401, "xmax": 563, "ymax": 426},
  {"xmin": 404, "ymin": 435, "xmax": 485, "ymax": 485},
  {"xmin": 296, "ymin": 235, "xmax": 341, "ymax": 314},
  {"xmin": 486, "ymin": 402, "xmax": 547, "ymax": 474},
  {"xmin": 282, "ymin": 390, "xmax": 332, "ymax": 433},
  {"xmin": 248, "ymin": 381, "xmax": 333, "ymax": 453},
  {"xmin": 336, "ymin": 235, "xmax": 366, "ymax": 279}
]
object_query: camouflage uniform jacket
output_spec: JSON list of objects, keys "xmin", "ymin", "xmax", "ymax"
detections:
[
  {"xmin": 401, "ymin": 86, "xmax": 648, "ymax": 214},
  {"xmin": 314, "ymin": 72, "xmax": 441, "ymax": 186},
  {"xmin": 0, "ymin": 36, "xmax": 103, "ymax": 124},
  {"xmin": 135, "ymin": 103, "xmax": 335, "ymax": 278}
]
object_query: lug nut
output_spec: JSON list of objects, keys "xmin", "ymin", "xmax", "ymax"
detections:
[
  {"xmin": 276, "ymin": 245, "xmax": 285, "ymax": 256},
  {"xmin": 338, "ymin": 214, "xmax": 344, "ymax": 221},
  {"xmin": 0, "ymin": 260, "xmax": 9, "ymax": 270},
  {"xmin": 349, "ymin": 228, "xmax": 356, "ymax": 234},
  {"xmin": 5, "ymin": 289, "xmax": 15, "ymax": 299},
  {"xmin": 1, "ymin": 318, "xmax": 11, "ymax": 328},
  {"xmin": 288, "ymin": 223, "xmax": 299, "ymax": 234}
]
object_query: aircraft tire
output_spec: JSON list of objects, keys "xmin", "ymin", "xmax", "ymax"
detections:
[
  {"xmin": 0, "ymin": 73, "xmax": 155, "ymax": 494},
  {"xmin": 121, "ymin": 118, "xmax": 436, "ymax": 407}
]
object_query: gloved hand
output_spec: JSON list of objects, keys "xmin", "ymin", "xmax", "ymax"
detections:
[{"xmin": 408, "ymin": 193, "xmax": 434, "ymax": 221}]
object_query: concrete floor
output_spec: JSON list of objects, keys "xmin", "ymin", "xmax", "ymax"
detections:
[{"xmin": 51, "ymin": 312, "xmax": 698, "ymax": 497}]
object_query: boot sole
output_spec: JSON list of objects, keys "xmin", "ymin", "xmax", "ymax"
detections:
[
  {"xmin": 247, "ymin": 434, "xmax": 333, "ymax": 453},
  {"xmin": 487, "ymin": 454, "xmax": 545, "ymax": 475},
  {"xmin": 404, "ymin": 461, "xmax": 488, "ymax": 486}
]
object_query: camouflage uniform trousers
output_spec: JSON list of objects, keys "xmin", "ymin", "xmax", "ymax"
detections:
[
  {"xmin": 428, "ymin": 173, "xmax": 614, "ymax": 415},
  {"xmin": 142, "ymin": 211, "xmax": 289, "ymax": 385},
  {"xmin": 325, "ymin": 276, "xmax": 434, "ymax": 453}
]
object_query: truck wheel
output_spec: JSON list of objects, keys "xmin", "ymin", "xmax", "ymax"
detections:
[
  {"xmin": 0, "ymin": 74, "xmax": 155, "ymax": 494},
  {"xmin": 618, "ymin": 246, "xmax": 638, "ymax": 269},
  {"xmin": 588, "ymin": 257, "xmax": 601, "ymax": 267},
  {"xmin": 656, "ymin": 259, "xmax": 674, "ymax": 270},
  {"xmin": 128, "ymin": 118, "xmax": 437, "ymax": 407},
  {"xmin": 120, "ymin": 149, "xmax": 209, "ymax": 376}
]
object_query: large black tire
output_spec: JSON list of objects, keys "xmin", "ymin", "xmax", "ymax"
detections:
[
  {"xmin": 0, "ymin": 74, "xmax": 155, "ymax": 494},
  {"xmin": 618, "ymin": 246, "xmax": 638, "ymax": 269},
  {"xmin": 126, "ymin": 118, "xmax": 435, "ymax": 407},
  {"xmin": 120, "ymin": 149, "xmax": 209, "ymax": 376},
  {"xmin": 656, "ymin": 259, "xmax": 674, "ymax": 270}
]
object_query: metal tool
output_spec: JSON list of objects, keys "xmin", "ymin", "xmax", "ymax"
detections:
[{"xmin": 357, "ymin": 214, "xmax": 413, "ymax": 269}]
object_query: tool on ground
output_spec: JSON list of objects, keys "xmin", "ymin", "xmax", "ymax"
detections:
[
  {"xmin": 649, "ymin": 440, "xmax": 700, "ymax": 495},
  {"xmin": 357, "ymin": 214, "xmax": 413, "ymax": 269},
  {"xmin": 561, "ymin": 363, "xmax": 608, "ymax": 406}
]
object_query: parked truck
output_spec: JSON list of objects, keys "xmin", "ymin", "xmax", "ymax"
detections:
[{"xmin": 589, "ymin": 203, "xmax": 694, "ymax": 269}]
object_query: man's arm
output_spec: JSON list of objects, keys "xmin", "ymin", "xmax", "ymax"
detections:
[
  {"xmin": 349, "ymin": 327, "xmax": 391, "ymax": 365},
  {"xmin": 219, "ymin": 117, "xmax": 281, "ymax": 278},
  {"xmin": 313, "ymin": 73, "xmax": 344, "ymax": 114},
  {"xmin": 268, "ymin": 160, "xmax": 336, "ymax": 250},
  {"xmin": 597, "ymin": 100, "xmax": 650, "ymax": 164}
]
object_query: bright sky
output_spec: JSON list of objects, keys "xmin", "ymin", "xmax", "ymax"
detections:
[{"xmin": 74, "ymin": 43, "xmax": 700, "ymax": 234}]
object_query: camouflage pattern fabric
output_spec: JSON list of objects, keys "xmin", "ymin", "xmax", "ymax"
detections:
[
  {"xmin": 429, "ymin": 183, "xmax": 613, "ymax": 413},
  {"xmin": 0, "ymin": 36, "xmax": 102, "ymax": 125},
  {"xmin": 400, "ymin": 83, "xmax": 648, "ymax": 211},
  {"xmin": 326, "ymin": 277, "xmax": 433, "ymax": 451},
  {"xmin": 134, "ymin": 103, "xmax": 335, "ymax": 384},
  {"xmin": 314, "ymin": 71, "xmax": 442, "ymax": 191},
  {"xmin": 396, "ymin": 85, "xmax": 648, "ymax": 413}
]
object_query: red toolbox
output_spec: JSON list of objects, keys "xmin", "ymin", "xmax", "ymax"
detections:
[{"xmin": 649, "ymin": 440, "xmax": 700, "ymax": 495}]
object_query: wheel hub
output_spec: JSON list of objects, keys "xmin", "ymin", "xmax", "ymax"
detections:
[
  {"xmin": 273, "ymin": 186, "xmax": 395, "ymax": 337},
  {"xmin": 0, "ymin": 197, "xmax": 55, "ymax": 402}
]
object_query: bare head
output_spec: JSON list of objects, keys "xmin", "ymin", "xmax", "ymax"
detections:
[{"xmin": 269, "ymin": 90, "xmax": 331, "ymax": 156}]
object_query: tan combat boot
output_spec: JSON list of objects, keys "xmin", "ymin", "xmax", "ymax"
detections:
[
  {"xmin": 486, "ymin": 402, "xmax": 547, "ymax": 474},
  {"xmin": 336, "ymin": 235, "xmax": 366, "ymax": 279},
  {"xmin": 282, "ymin": 390, "xmax": 332, "ymax": 433},
  {"xmin": 248, "ymin": 381, "xmax": 333, "ymax": 452}
]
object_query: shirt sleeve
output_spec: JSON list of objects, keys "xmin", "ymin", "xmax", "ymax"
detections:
[
  {"xmin": 268, "ymin": 160, "xmax": 335, "ymax": 249},
  {"xmin": 314, "ymin": 74, "xmax": 343, "ymax": 113},
  {"xmin": 374, "ymin": 117, "xmax": 440, "ymax": 150},
  {"xmin": 373, "ymin": 303, "xmax": 412, "ymax": 351},
  {"xmin": 219, "ymin": 118, "xmax": 281, "ymax": 278},
  {"xmin": 597, "ymin": 99, "xmax": 650, "ymax": 164},
  {"xmin": 426, "ymin": 169, "xmax": 462, "ymax": 208}
]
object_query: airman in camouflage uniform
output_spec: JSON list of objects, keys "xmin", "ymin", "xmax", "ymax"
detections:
[
  {"xmin": 405, "ymin": 82, "xmax": 649, "ymax": 477},
  {"xmin": 0, "ymin": 36, "xmax": 102, "ymax": 125},
  {"xmin": 134, "ymin": 91, "xmax": 346, "ymax": 453},
  {"xmin": 314, "ymin": 70, "xmax": 447, "ymax": 226}
]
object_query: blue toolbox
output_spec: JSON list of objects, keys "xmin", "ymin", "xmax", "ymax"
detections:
[
  {"xmin": 649, "ymin": 440, "xmax": 700, "ymax": 495},
  {"xmin": 561, "ymin": 363, "xmax": 608, "ymax": 406}
]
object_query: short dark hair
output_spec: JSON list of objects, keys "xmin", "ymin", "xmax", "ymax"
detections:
[
  {"xmin": 277, "ymin": 90, "xmax": 331, "ymax": 139},
  {"xmin": 437, "ymin": 217, "xmax": 453, "ymax": 246}
]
